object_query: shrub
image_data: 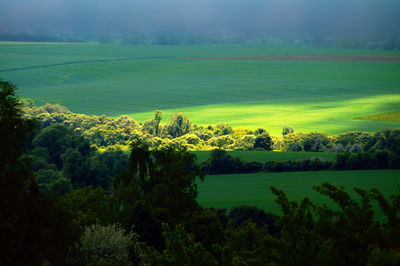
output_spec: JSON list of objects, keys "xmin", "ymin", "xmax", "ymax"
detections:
[{"xmin": 77, "ymin": 224, "xmax": 137, "ymax": 265}]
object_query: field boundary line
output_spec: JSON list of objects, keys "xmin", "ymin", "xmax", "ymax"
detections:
[
  {"xmin": 185, "ymin": 55, "xmax": 400, "ymax": 62},
  {"xmin": 0, "ymin": 56, "xmax": 175, "ymax": 72}
]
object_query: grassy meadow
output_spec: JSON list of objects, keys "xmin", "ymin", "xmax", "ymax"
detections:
[
  {"xmin": 197, "ymin": 170, "xmax": 400, "ymax": 216},
  {"xmin": 192, "ymin": 150, "xmax": 337, "ymax": 163},
  {"xmin": 1, "ymin": 42, "xmax": 399, "ymax": 135}
]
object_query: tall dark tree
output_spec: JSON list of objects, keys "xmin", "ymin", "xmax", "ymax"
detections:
[
  {"xmin": 253, "ymin": 132, "xmax": 274, "ymax": 151},
  {"xmin": 0, "ymin": 81, "xmax": 77, "ymax": 265},
  {"xmin": 0, "ymin": 80, "xmax": 35, "ymax": 167},
  {"xmin": 111, "ymin": 140, "xmax": 204, "ymax": 248},
  {"xmin": 123, "ymin": 140, "xmax": 203, "ymax": 218}
]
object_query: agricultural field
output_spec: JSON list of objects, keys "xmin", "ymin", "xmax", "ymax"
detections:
[
  {"xmin": 1, "ymin": 42, "xmax": 400, "ymax": 135},
  {"xmin": 197, "ymin": 169, "xmax": 400, "ymax": 216},
  {"xmin": 192, "ymin": 150, "xmax": 337, "ymax": 163},
  {"xmin": 356, "ymin": 111, "xmax": 400, "ymax": 122}
]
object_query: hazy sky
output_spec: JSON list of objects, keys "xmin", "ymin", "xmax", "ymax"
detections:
[{"xmin": 0, "ymin": 0, "xmax": 399, "ymax": 38}]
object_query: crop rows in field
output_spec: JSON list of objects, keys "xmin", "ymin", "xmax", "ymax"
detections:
[{"xmin": 1, "ymin": 42, "xmax": 399, "ymax": 134}]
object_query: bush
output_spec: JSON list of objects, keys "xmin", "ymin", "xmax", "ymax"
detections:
[{"xmin": 77, "ymin": 224, "xmax": 137, "ymax": 265}]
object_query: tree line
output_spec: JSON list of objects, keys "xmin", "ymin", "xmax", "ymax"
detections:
[
  {"xmin": 202, "ymin": 145, "xmax": 400, "ymax": 175},
  {"xmin": 23, "ymin": 101, "xmax": 400, "ymax": 154}
]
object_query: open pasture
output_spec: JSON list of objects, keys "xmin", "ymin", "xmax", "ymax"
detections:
[
  {"xmin": 192, "ymin": 151, "xmax": 337, "ymax": 163},
  {"xmin": 1, "ymin": 42, "xmax": 399, "ymax": 134},
  {"xmin": 197, "ymin": 170, "xmax": 400, "ymax": 216}
]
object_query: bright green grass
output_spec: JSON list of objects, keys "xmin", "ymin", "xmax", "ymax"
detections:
[
  {"xmin": 197, "ymin": 170, "xmax": 400, "ymax": 215},
  {"xmin": 130, "ymin": 93, "xmax": 400, "ymax": 135},
  {"xmin": 1, "ymin": 42, "xmax": 399, "ymax": 134},
  {"xmin": 192, "ymin": 151, "xmax": 337, "ymax": 163}
]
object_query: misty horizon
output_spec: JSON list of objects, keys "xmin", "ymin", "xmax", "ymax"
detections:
[{"xmin": 0, "ymin": 0, "xmax": 399, "ymax": 40}]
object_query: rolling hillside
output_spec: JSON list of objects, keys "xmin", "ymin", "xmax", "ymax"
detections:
[{"xmin": 1, "ymin": 42, "xmax": 399, "ymax": 134}]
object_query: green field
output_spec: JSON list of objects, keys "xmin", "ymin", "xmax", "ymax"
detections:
[
  {"xmin": 356, "ymin": 111, "xmax": 400, "ymax": 122},
  {"xmin": 1, "ymin": 42, "xmax": 399, "ymax": 134},
  {"xmin": 192, "ymin": 151, "xmax": 337, "ymax": 163},
  {"xmin": 197, "ymin": 170, "xmax": 400, "ymax": 215}
]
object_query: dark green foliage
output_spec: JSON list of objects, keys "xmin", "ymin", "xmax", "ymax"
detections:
[
  {"xmin": 31, "ymin": 124, "xmax": 128, "ymax": 191},
  {"xmin": 241, "ymin": 161, "xmax": 263, "ymax": 173},
  {"xmin": 335, "ymin": 131, "xmax": 372, "ymax": 147},
  {"xmin": 110, "ymin": 140, "xmax": 204, "ymax": 249},
  {"xmin": 33, "ymin": 124, "xmax": 92, "ymax": 168},
  {"xmin": 270, "ymin": 186, "xmax": 324, "ymax": 265},
  {"xmin": 214, "ymin": 123, "xmax": 234, "ymax": 136},
  {"xmin": 1, "ymin": 189, "xmax": 78, "ymax": 265},
  {"xmin": 87, "ymin": 149, "xmax": 129, "ymax": 190},
  {"xmin": 0, "ymin": 80, "xmax": 35, "ymax": 168},
  {"xmin": 36, "ymin": 169, "xmax": 72, "ymax": 195},
  {"xmin": 61, "ymin": 147, "xmax": 90, "ymax": 187},
  {"xmin": 367, "ymin": 246, "xmax": 400, "ymax": 266},
  {"xmin": 202, "ymin": 149, "xmax": 244, "ymax": 174},
  {"xmin": 334, "ymin": 150, "xmax": 399, "ymax": 170},
  {"xmin": 303, "ymin": 132, "xmax": 330, "ymax": 152},
  {"xmin": 216, "ymin": 220, "xmax": 280, "ymax": 265},
  {"xmin": 365, "ymin": 129, "xmax": 400, "ymax": 154},
  {"xmin": 253, "ymin": 132, "xmax": 274, "ymax": 151},
  {"xmin": 183, "ymin": 208, "xmax": 227, "ymax": 251},
  {"xmin": 129, "ymin": 140, "xmax": 203, "ymax": 219},
  {"xmin": 282, "ymin": 132, "xmax": 331, "ymax": 152},
  {"xmin": 0, "ymin": 81, "xmax": 78, "ymax": 265},
  {"xmin": 139, "ymin": 224, "xmax": 218, "ymax": 266},
  {"xmin": 265, "ymin": 183, "xmax": 400, "ymax": 266},
  {"xmin": 264, "ymin": 157, "xmax": 333, "ymax": 172},
  {"xmin": 228, "ymin": 206, "xmax": 279, "ymax": 233},
  {"xmin": 58, "ymin": 186, "xmax": 109, "ymax": 228},
  {"xmin": 282, "ymin": 125, "xmax": 294, "ymax": 136},
  {"xmin": 254, "ymin": 128, "xmax": 266, "ymax": 135},
  {"xmin": 48, "ymin": 177, "xmax": 72, "ymax": 195},
  {"xmin": 202, "ymin": 149, "xmax": 263, "ymax": 174}
]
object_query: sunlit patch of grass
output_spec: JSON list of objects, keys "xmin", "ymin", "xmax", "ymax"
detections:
[{"xmin": 128, "ymin": 94, "xmax": 400, "ymax": 135}]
